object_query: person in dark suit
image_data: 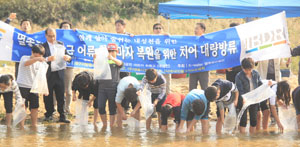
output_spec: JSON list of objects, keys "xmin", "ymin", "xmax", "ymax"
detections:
[{"xmin": 43, "ymin": 28, "xmax": 71, "ymax": 123}]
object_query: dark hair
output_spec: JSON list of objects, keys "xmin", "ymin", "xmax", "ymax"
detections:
[
  {"xmin": 229, "ymin": 22, "xmax": 239, "ymax": 27},
  {"xmin": 241, "ymin": 57, "xmax": 255, "ymax": 69},
  {"xmin": 32, "ymin": 44, "xmax": 45, "ymax": 55},
  {"xmin": 115, "ymin": 19, "xmax": 126, "ymax": 26},
  {"xmin": 20, "ymin": 19, "xmax": 32, "ymax": 26},
  {"xmin": 192, "ymin": 99, "xmax": 205, "ymax": 116},
  {"xmin": 59, "ymin": 21, "xmax": 72, "ymax": 29},
  {"xmin": 76, "ymin": 72, "xmax": 91, "ymax": 89},
  {"xmin": 45, "ymin": 28, "xmax": 55, "ymax": 35},
  {"xmin": 196, "ymin": 22, "xmax": 206, "ymax": 32},
  {"xmin": 161, "ymin": 104, "xmax": 173, "ymax": 118},
  {"xmin": 153, "ymin": 23, "xmax": 163, "ymax": 30},
  {"xmin": 124, "ymin": 87, "xmax": 138, "ymax": 103},
  {"xmin": 0, "ymin": 74, "xmax": 14, "ymax": 86},
  {"xmin": 145, "ymin": 68, "xmax": 157, "ymax": 81},
  {"xmin": 205, "ymin": 86, "xmax": 218, "ymax": 102},
  {"xmin": 277, "ymin": 81, "xmax": 291, "ymax": 106}
]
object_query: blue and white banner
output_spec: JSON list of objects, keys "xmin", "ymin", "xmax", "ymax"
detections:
[{"xmin": 0, "ymin": 12, "xmax": 291, "ymax": 74}]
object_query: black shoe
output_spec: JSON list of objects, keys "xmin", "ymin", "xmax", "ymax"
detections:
[
  {"xmin": 58, "ymin": 119, "xmax": 70, "ymax": 123},
  {"xmin": 43, "ymin": 116, "xmax": 53, "ymax": 122}
]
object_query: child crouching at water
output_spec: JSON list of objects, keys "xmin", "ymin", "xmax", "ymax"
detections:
[
  {"xmin": 115, "ymin": 76, "xmax": 140, "ymax": 128},
  {"xmin": 176, "ymin": 88, "xmax": 217, "ymax": 134},
  {"xmin": 0, "ymin": 74, "xmax": 23, "ymax": 128},
  {"xmin": 211, "ymin": 79, "xmax": 239, "ymax": 134},
  {"xmin": 72, "ymin": 71, "xmax": 99, "ymax": 126},
  {"xmin": 160, "ymin": 92, "xmax": 185, "ymax": 131},
  {"xmin": 268, "ymin": 81, "xmax": 291, "ymax": 132}
]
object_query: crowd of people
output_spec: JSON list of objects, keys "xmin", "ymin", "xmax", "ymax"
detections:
[{"xmin": 0, "ymin": 13, "xmax": 300, "ymax": 135}]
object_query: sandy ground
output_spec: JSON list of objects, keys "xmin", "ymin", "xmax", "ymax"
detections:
[{"xmin": 0, "ymin": 65, "xmax": 298, "ymax": 124}]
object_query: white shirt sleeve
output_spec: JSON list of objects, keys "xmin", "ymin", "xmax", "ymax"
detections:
[{"xmin": 269, "ymin": 85, "xmax": 277, "ymax": 106}]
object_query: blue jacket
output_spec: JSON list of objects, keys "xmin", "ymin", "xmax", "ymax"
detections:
[
  {"xmin": 180, "ymin": 89, "xmax": 207, "ymax": 120},
  {"xmin": 235, "ymin": 70, "xmax": 263, "ymax": 96}
]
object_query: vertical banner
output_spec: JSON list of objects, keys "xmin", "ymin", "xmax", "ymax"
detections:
[
  {"xmin": 0, "ymin": 21, "xmax": 14, "ymax": 61},
  {"xmin": 237, "ymin": 11, "xmax": 291, "ymax": 61}
]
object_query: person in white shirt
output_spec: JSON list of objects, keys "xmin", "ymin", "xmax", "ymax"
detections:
[
  {"xmin": 0, "ymin": 74, "xmax": 23, "ymax": 128},
  {"xmin": 17, "ymin": 44, "xmax": 46, "ymax": 128},
  {"xmin": 115, "ymin": 76, "xmax": 140, "ymax": 127},
  {"xmin": 42, "ymin": 28, "xmax": 71, "ymax": 123},
  {"xmin": 269, "ymin": 81, "xmax": 291, "ymax": 132}
]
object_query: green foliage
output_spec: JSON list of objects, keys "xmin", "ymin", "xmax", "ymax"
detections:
[{"xmin": 0, "ymin": 0, "xmax": 171, "ymax": 26}]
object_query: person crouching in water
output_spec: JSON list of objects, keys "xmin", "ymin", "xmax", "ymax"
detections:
[
  {"xmin": 265, "ymin": 81, "xmax": 291, "ymax": 132},
  {"xmin": 176, "ymin": 88, "xmax": 218, "ymax": 134},
  {"xmin": 211, "ymin": 79, "xmax": 239, "ymax": 134},
  {"xmin": 115, "ymin": 76, "xmax": 140, "ymax": 127},
  {"xmin": 160, "ymin": 92, "xmax": 185, "ymax": 131},
  {"xmin": 72, "ymin": 71, "xmax": 99, "ymax": 126},
  {"xmin": 0, "ymin": 74, "xmax": 23, "ymax": 128}
]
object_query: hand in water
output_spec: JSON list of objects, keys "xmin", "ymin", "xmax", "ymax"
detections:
[
  {"xmin": 130, "ymin": 111, "xmax": 136, "ymax": 117},
  {"xmin": 277, "ymin": 122, "xmax": 284, "ymax": 133},
  {"xmin": 176, "ymin": 127, "xmax": 184, "ymax": 133},
  {"xmin": 122, "ymin": 113, "xmax": 127, "ymax": 120}
]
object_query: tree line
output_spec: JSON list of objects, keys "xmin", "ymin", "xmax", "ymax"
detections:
[{"xmin": 0, "ymin": 0, "xmax": 171, "ymax": 26}]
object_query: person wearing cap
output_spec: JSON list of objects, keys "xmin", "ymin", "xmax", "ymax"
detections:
[{"xmin": 94, "ymin": 43, "xmax": 123, "ymax": 128}]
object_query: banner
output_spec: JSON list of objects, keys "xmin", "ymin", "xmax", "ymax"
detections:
[{"xmin": 0, "ymin": 12, "xmax": 291, "ymax": 74}]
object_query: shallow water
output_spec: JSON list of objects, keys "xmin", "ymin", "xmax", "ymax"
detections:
[{"xmin": 1, "ymin": 120, "xmax": 300, "ymax": 147}]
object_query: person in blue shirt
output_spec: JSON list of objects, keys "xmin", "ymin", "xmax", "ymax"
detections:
[{"xmin": 176, "ymin": 88, "xmax": 218, "ymax": 134}]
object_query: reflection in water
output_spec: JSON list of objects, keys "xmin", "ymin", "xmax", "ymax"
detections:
[{"xmin": 0, "ymin": 120, "xmax": 300, "ymax": 146}]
